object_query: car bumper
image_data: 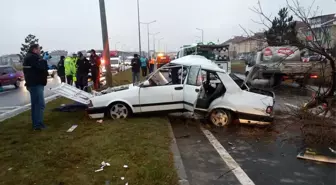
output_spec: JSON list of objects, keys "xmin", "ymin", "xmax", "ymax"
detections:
[
  {"xmin": 87, "ymin": 107, "xmax": 106, "ymax": 119},
  {"xmin": 237, "ymin": 112, "xmax": 274, "ymax": 125}
]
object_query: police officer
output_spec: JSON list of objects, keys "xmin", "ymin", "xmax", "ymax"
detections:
[
  {"xmin": 89, "ymin": 49, "xmax": 101, "ymax": 90},
  {"xmin": 76, "ymin": 52, "xmax": 91, "ymax": 90},
  {"xmin": 64, "ymin": 54, "xmax": 73, "ymax": 85},
  {"xmin": 57, "ymin": 56, "xmax": 66, "ymax": 83}
]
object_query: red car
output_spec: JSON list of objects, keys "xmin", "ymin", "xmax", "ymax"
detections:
[{"xmin": 0, "ymin": 66, "xmax": 24, "ymax": 88}]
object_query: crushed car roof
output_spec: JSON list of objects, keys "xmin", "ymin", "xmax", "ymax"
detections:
[{"xmin": 171, "ymin": 55, "xmax": 226, "ymax": 72}]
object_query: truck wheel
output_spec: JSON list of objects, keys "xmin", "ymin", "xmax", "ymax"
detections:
[{"xmin": 209, "ymin": 109, "xmax": 232, "ymax": 127}]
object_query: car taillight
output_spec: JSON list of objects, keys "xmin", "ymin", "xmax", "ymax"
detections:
[
  {"xmin": 310, "ymin": 74, "xmax": 318, "ymax": 79},
  {"xmin": 88, "ymin": 100, "xmax": 93, "ymax": 107},
  {"xmin": 266, "ymin": 106, "xmax": 273, "ymax": 114}
]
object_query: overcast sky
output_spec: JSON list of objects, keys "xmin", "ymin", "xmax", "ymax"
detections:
[{"xmin": 0, "ymin": 0, "xmax": 335, "ymax": 55}]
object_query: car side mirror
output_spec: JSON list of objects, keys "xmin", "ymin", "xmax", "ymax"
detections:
[{"xmin": 141, "ymin": 80, "xmax": 150, "ymax": 87}]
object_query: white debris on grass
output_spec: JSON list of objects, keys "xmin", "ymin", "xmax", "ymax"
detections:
[
  {"xmin": 329, "ymin": 147, "xmax": 336, "ymax": 154},
  {"xmin": 8, "ymin": 167, "xmax": 12, "ymax": 171},
  {"xmin": 94, "ymin": 161, "xmax": 110, "ymax": 172},
  {"xmin": 97, "ymin": 119, "xmax": 103, "ymax": 123},
  {"xmin": 66, "ymin": 125, "xmax": 78, "ymax": 132},
  {"xmin": 121, "ymin": 177, "xmax": 125, "ymax": 180},
  {"xmin": 123, "ymin": 165, "xmax": 128, "ymax": 168}
]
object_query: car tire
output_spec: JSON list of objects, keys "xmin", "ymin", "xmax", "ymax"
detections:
[
  {"xmin": 14, "ymin": 80, "xmax": 20, "ymax": 88},
  {"xmin": 108, "ymin": 102, "xmax": 132, "ymax": 119},
  {"xmin": 209, "ymin": 109, "xmax": 232, "ymax": 127}
]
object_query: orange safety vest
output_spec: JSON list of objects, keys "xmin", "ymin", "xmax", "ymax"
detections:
[{"xmin": 149, "ymin": 59, "xmax": 155, "ymax": 64}]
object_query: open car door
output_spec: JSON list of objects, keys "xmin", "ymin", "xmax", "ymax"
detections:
[
  {"xmin": 183, "ymin": 65, "xmax": 202, "ymax": 111},
  {"xmin": 50, "ymin": 83, "xmax": 94, "ymax": 105}
]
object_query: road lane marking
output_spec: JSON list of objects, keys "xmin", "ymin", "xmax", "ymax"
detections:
[
  {"xmin": 0, "ymin": 106, "xmax": 21, "ymax": 110},
  {"xmin": 200, "ymin": 127, "xmax": 255, "ymax": 185},
  {"xmin": 284, "ymin": 103, "xmax": 299, "ymax": 109}
]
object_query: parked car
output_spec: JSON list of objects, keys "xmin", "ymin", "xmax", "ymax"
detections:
[
  {"xmin": 0, "ymin": 65, "xmax": 24, "ymax": 88},
  {"xmin": 52, "ymin": 55, "xmax": 275, "ymax": 126}
]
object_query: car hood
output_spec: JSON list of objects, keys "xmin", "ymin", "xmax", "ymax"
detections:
[{"xmin": 98, "ymin": 83, "xmax": 135, "ymax": 95}]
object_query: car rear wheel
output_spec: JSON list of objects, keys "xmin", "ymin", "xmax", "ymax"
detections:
[
  {"xmin": 109, "ymin": 102, "xmax": 131, "ymax": 119},
  {"xmin": 14, "ymin": 80, "xmax": 20, "ymax": 88},
  {"xmin": 209, "ymin": 109, "xmax": 232, "ymax": 127}
]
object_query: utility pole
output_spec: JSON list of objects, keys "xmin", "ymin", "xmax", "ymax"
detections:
[
  {"xmin": 140, "ymin": 20, "xmax": 156, "ymax": 59},
  {"xmin": 149, "ymin": 32, "xmax": 160, "ymax": 70},
  {"xmin": 99, "ymin": 0, "xmax": 112, "ymax": 86},
  {"xmin": 158, "ymin": 38, "xmax": 164, "ymax": 52},
  {"xmin": 137, "ymin": 0, "xmax": 142, "ymax": 55},
  {"xmin": 196, "ymin": 28, "xmax": 204, "ymax": 43},
  {"xmin": 115, "ymin": 41, "xmax": 120, "ymax": 50}
]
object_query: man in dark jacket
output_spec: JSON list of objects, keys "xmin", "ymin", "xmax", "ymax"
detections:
[
  {"xmin": 57, "ymin": 56, "xmax": 65, "ymax": 83},
  {"xmin": 131, "ymin": 54, "xmax": 141, "ymax": 84},
  {"xmin": 89, "ymin": 49, "xmax": 101, "ymax": 90},
  {"xmin": 23, "ymin": 44, "xmax": 48, "ymax": 130},
  {"xmin": 76, "ymin": 52, "xmax": 91, "ymax": 90}
]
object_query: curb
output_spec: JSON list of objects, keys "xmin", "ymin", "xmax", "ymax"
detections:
[
  {"xmin": 168, "ymin": 122, "xmax": 190, "ymax": 185},
  {"xmin": 0, "ymin": 94, "xmax": 59, "ymax": 122}
]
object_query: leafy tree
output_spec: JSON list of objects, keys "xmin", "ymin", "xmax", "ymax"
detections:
[
  {"xmin": 19, "ymin": 34, "xmax": 44, "ymax": 62},
  {"xmin": 264, "ymin": 8, "xmax": 298, "ymax": 46}
]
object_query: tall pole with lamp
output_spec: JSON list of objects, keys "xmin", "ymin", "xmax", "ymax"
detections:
[
  {"xmin": 149, "ymin": 32, "xmax": 160, "ymax": 70},
  {"xmin": 140, "ymin": 20, "xmax": 157, "ymax": 59},
  {"xmin": 196, "ymin": 28, "xmax": 204, "ymax": 43},
  {"xmin": 99, "ymin": 0, "xmax": 112, "ymax": 86},
  {"xmin": 157, "ymin": 38, "xmax": 164, "ymax": 52},
  {"xmin": 137, "ymin": 0, "xmax": 142, "ymax": 55}
]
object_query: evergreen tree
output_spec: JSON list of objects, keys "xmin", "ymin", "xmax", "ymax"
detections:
[
  {"xmin": 19, "ymin": 34, "xmax": 44, "ymax": 62},
  {"xmin": 264, "ymin": 8, "xmax": 298, "ymax": 46}
]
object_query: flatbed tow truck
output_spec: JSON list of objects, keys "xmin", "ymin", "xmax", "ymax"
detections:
[{"xmin": 176, "ymin": 42, "xmax": 231, "ymax": 73}]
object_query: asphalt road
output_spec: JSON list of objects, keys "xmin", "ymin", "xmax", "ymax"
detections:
[
  {"xmin": 0, "ymin": 77, "xmax": 61, "ymax": 116},
  {"xmin": 169, "ymin": 73, "xmax": 335, "ymax": 185}
]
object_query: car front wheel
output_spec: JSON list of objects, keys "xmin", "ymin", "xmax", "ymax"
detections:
[
  {"xmin": 109, "ymin": 102, "xmax": 131, "ymax": 119},
  {"xmin": 14, "ymin": 80, "xmax": 20, "ymax": 88},
  {"xmin": 209, "ymin": 109, "xmax": 232, "ymax": 127}
]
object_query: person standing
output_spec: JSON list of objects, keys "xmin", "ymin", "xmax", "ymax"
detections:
[
  {"xmin": 76, "ymin": 52, "xmax": 91, "ymax": 90},
  {"xmin": 23, "ymin": 44, "xmax": 48, "ymax": 130},
  {"xmin": 89, "ymin": 49, "xmax": 101, "ymax": 90},
  {"xmin": 149, "ymin": 56, "xmax": 155, "ymax": 73},
  {"xmin": 57, "ymin": 56, "xmax": 66, "ymax": 83},
  {"xmin": 140, "ymin": 56, "xmax": 148, "ymax": 77},
  {"xmin": 64, "ymin": 55, "xmax": 73, "ymax": 85},
  {"xmin": 131, "ymin": 54, "xmax": 141, "ymax": 84},
  {"xmin": 71, "ymin": 53, "xmax": 78, "ymax": 87}
]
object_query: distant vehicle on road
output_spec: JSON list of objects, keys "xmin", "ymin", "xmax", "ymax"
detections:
[
  {"xmin": 244, "ymin": 46, "xmax": 321, "ymax": 87},
  {"xmin": 0, "ymin": 65, "xmax": 24, "ymax": 88}
]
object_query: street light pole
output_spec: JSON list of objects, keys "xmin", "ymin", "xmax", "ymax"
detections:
[
  {"xmin": 99, "ymin": 0, "xmax": 112, "ymax": 86},
  {"xmin": 149, "ymin": 32, "xmax": 160, "ymax": 70},
  {"xmin": 115, "ymin": 42, "xmax": 120, "ymax": 50},
  {"xmin": 157, "ymin": 38, "xmax": 164, "ymax": 52},
  {"xmin": 196, "ymin": 28, "xmax": 204, "ymax": 43},
  {"xmin": 137, "ymin": 0, "xmax": 142, "ymax": 55},
  {"xmin": 140, "ymin": 20, "xmax": 156, "ymax": 59}
]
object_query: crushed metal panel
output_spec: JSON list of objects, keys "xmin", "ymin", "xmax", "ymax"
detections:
[{"xmin": 50, "ymin": 83, "xmax": 94, "ymax": 105}]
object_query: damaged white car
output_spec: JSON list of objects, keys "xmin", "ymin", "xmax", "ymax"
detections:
[{"xmin": 52, "ymin": 55, "xmax": 275, "ymax": 126}]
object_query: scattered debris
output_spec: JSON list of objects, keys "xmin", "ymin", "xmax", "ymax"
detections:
[
  {"xmin": 231, "ymin": 147, "xmax": 236, "ymax": 150},
  {"xmin": 94, "ymin": 161, "xmax": 111, "ymax": 172},
  {"xmin": 61, "ymin": 104, "xmax": 66, "ymax": 107},
  {"xmin": 176, "ymin": 134, "xmax": 190, "ymax": 139},
  {"xmin": 121, "ymin": 177, "xmax": 125, "ymax": 180},
  {"xmin": 47, "ymin": 151, "xmax": 52, "ymax": 155},
  {"xmin": 297, "ymin": 147, "xmax": 336, "ymax": 164},
  {"xmin": 125, "ymin": 183, "xmax": 128, "ymax": 185},
  {"xmin": 329, "ymin": 147, "xmax": 336, "ymax": 154},
  {"xmin": 197, "ymin": 140, "xmax": 201, "ymax": 143},
  {"xmin": 123, "ymin": 165, "xmax": 128, "ymax": 168},
  {"xmin": 66, "ymin": 125, "xmax": 78, "ymax": 132},
  {"xmin": 95, "ymin": 169, "xmax": 103, "ymax": 172},
  {"xmin": 97, "ymin": 119, "xmax": 103, "ymax": 123},
  {"xmin": 8, "ymin": 167, "xmax": 12, "ymax": 171},
  {"xmin": 228, "ymin": 142, "xmax": 233, "ymax": 146}
]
